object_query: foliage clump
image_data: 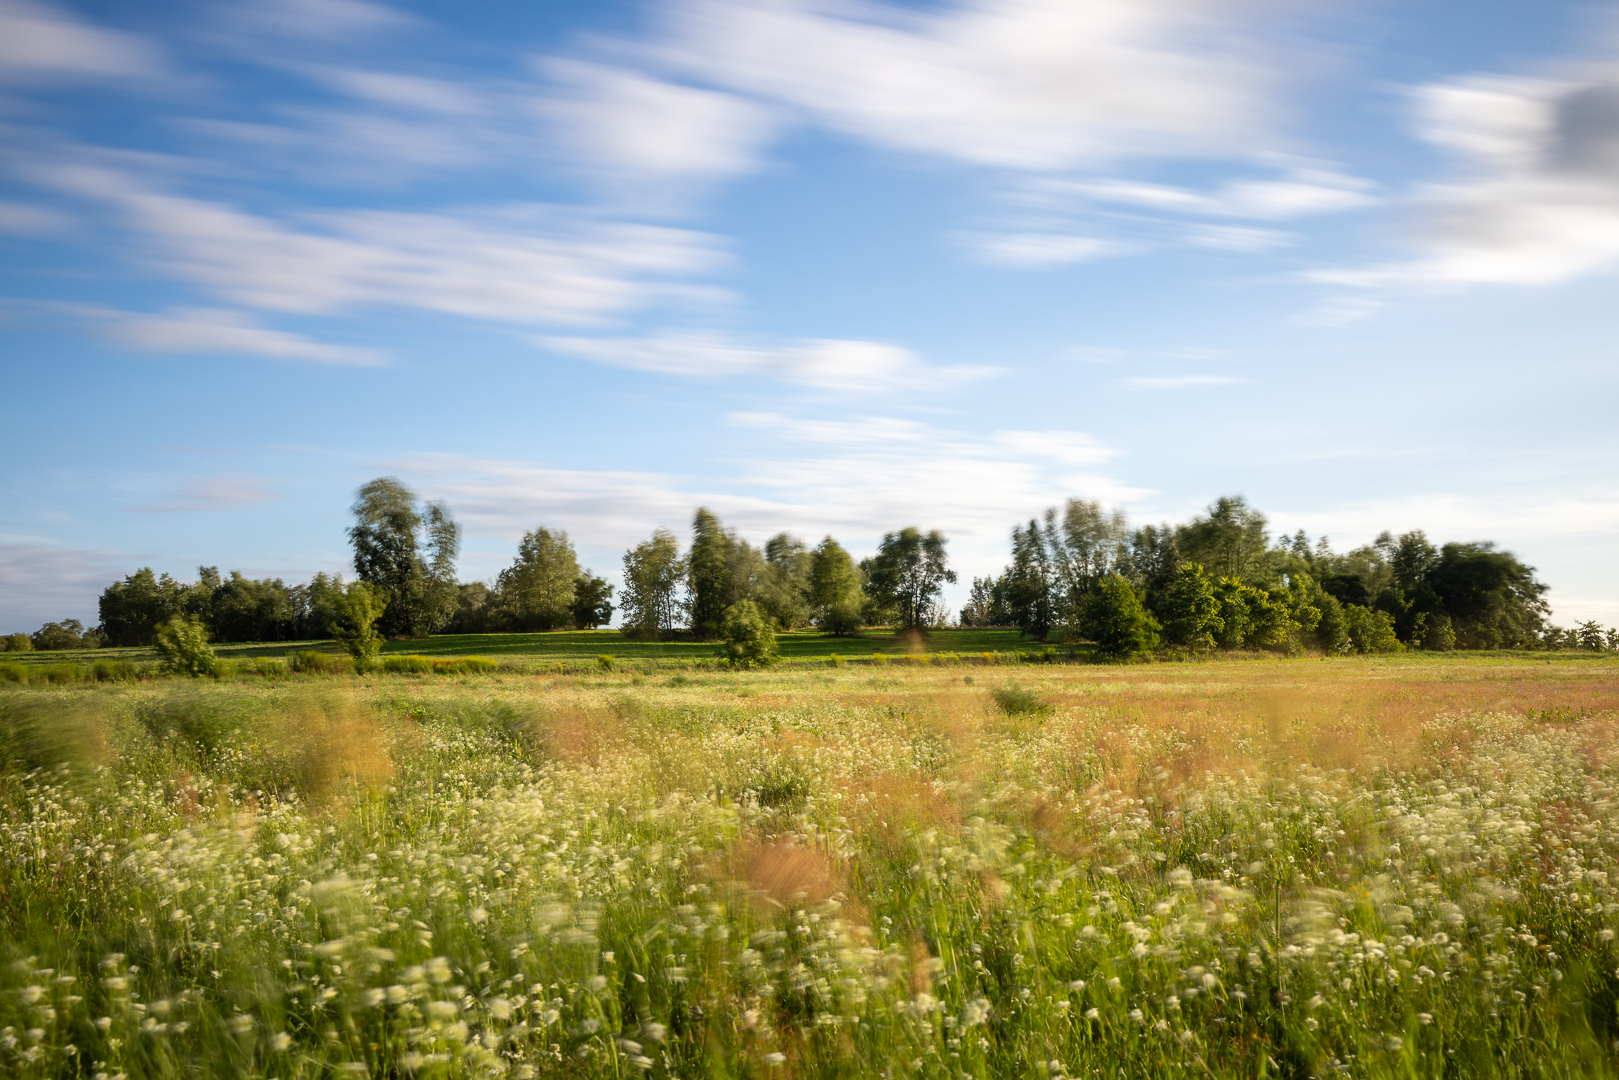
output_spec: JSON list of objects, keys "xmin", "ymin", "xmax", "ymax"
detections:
[
  {"xmin": 153, "ymin": 614, "xmax": 222, "ymax": 677},
  {"xmin": 720, "ymin": 600, "xmax": 777, "ymax": 668}
]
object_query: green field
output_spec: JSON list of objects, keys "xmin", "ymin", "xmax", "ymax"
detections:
[
  {"xmin": 4, "ymin": 655, "xmax": 1619, "ymax": 1078},
  {"xmin": 1, "ymin": 627, "xmax": 1056, "ymax": 668}
]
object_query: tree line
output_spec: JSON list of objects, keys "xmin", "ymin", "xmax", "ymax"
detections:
[
  {"xmin": 5, "ymin": 479, "xmax": 1615, "ymax": 657},
  {"xmin": 960, "ymin": 495, "xmax": 1609, "ymax": 656}
]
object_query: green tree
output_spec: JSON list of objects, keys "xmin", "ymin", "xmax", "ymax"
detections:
[
  {"xmin": 99, "ymin": 567, "xmax": 187, "ymax": 646},
  {"xmin": 1212, "ymin": 576, "xmax": 1257, "ymax": 648},
  {"xmin": 153, "ymin": 615, "xmax": 222, "ymax": 677},
  {"xmin": 349, "ymin": 477, "xmax": 460, "ymax": 638},
  {"xmin": 2, "ymin": 632, "xmax": 32, "ymax": 652},
  {"xmin": 863, "ymin": 528, "xmax": 956, "ymax": 632},
  {"xmin": 756, "ymin": 533, "xmax": 812, "ymax": 629},
  {"xmin": 807, "ymin": 536, "xmax": 866, "ymax": 635},
  {"xmin": 1158, "ymin": 564, "xmax": 1222, "ymax": 650},
  {"xmin": 621, "ymin": 528, "xmax": 685, "ymax": 639},
  {"xmin": 1426, "ymin": 542, "xmax": 1548, "ymax": 648},
  {"xmin": 496, "ymin": 527, "xmax": 580, "ymax": 631},
  {"xmin": 720, "ymin": 600, "xmax": 777, "ymax": 668},
  {"xmin": 687, "ymin": 508, "xmax": 731, "ymax": 638},
  {"xmin": 1312, "ymin": 590, "xmax": 1350, "ymax": 654},
  {"xmin": 330, "ymin": 581, "xmax": 385, "ymax": 670},
  {"xmin": 30, "ymin": 619, "xmax": 91, "ymax": 651},
  {"xmin": 570, "ymin": 572, "xmax": 615, "ymax": 630},
  {"xmin": 1176, "ymin": 496, "xmax": 1273, "ymax": 585},
  {"xmin": 1006, "ymin": 518, "xmax": 1057, "ymax": 640},
  {"xmin": 1423, "ymin": 612, "xmax": 1458, "ymax": 651},
  {"xmin": 1081, "ymin": 574, "xmax": 1160, "ymax": 660},
  {"xmin": 1344, "ymin": 604, "xmax": 1402, "ymax": 653}
]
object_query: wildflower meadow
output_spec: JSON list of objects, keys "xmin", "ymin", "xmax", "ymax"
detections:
[{"xmin": 2, "ymin": 655, "xmax": 1618, "ymax": 1078}]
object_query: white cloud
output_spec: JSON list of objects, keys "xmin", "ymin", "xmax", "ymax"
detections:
[
  {"xmin": 1314, "ymin": 73, "xmax": 1619, "ymax": 288},
  {"xmin": 1122, "ymin": 374, "xmax": 1243, "ymax": 389},
  {"xmin": 0, "ymin": 0, "xmax": 164, "ymax": 84},
  {"xmin": 0, "ymin": 200, "xmax": 71, "ymax": 235},
  {"xmin": 1034, "ymin": 165, "xmax": 1375, "ymax": 220},
  {"xmin": 0, "ymin": 541, "xmax": 120, "ymax": 629},
  {"xmin": 129, "ymin": 473, "xmax": 278, "ymax": 513},
  {"xmin": 23, "ymin": 156, "xmax": 728, "ymax": 325},
  {"xmin": 395, "ymin": 417, "xmax": 1148, "ymax": 583},
  {"xmin": 658, "ymin": 0, "xmax": 1280, "ymax": 172},
  {"xmin": 541, "ymin": 330, "xmax": 1000, "ymax": 391},
  {"xmin": 536, "ymin": 60, "xmax": 779, "ymax": 191},
  {"xmin": 219, "ymin": 0, "xmax": 419, "ymax": 43},
  {"xmin": 103, "ymin": 307, "xmax": 388, "ymax": 366},
  {"xmin": 970, "ymin": 231, "xmax": 1127, "ymax": 267}
]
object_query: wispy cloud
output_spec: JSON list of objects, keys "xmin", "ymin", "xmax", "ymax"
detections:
[
  {"xmin": 0, "ymin": 541, "xmax": 122, "ymax": 629},
  {"xmin": 1122, "ymin": 374, "xmax": 1243, "ymax": 389},
  {"xmin": 655, "ymin": 0, "xmax": 1283, "ymax": 172},
  {"xmin": 0, "ymin": 0, "xmax": 167, "ymax": 84},
  {"xmin": 129, "ymin": 473, "xmax": 278, "ymax": 513},
  {"xmin": 397, "ymin": 415, "xmax": 1147, "ymax": 581},
  {"xmin": 541, "ymin": 331, "xmax": 1000, "ymax": 392},
  {"xmin": 1313, "ymin": 70, "xmax": 1619, "ymax": 289},
  {"xmin": 15, "ymin": 153, "xmax": 730, "ymax": 325},
  {"xmin": 104, "ymin": 307, "xmax": 388, "ymax": 366}
]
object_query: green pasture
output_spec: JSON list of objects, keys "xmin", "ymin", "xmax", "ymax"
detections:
[{"xmin": 1, "ymin": 627, "xmax": 1050, "ymax": 668}]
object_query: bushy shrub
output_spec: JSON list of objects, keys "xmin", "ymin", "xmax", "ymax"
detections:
[
  {"xmin": 1082, "ymin": 574, "xmax": 1160, "ymax": 660},
  {"xmin": 154, "ymin": 615, "xmax": 222, "ymax": 678},
  {"xmin": 381, "ymin": 654, "xmax": 435, "ymax": 674},
  {"xmin": 91, "ymin": 659, "xmax": 138, "ymax": 682},
  {"xmin": 0, "ymin": 661, "xmax": 26, "ymax": 683},
  {"xmin": 720, "ymin": 601, "xmax": 777, "ymax": 668},
  {"xmin": 991, "ymin": 683, "xmax": 1051, "ymax": 718},
  {"xmin": 289, "ymin": 650, "xmax": 350, "ymax": 675},
  {"xmin": 596, "ymin": 654, "xmax": 616, "ymax": 671},
  {"xmin": 1344, "ymin": 604, "xmax": 1403, "ymax": 653},
  {"xmin": 433, "ymin": 657, "xmax": 498, "ymax": 675},
  {"xmin": 819, "ymin": 601, "xmax": 863, "ymax": 637},
  {"xmin": 3, "ymin": 632, "xmax": 32, "ymax": 652},
  {"xmin": 1423, "ymin": 612, "xmax": 1457, "ymax": 651},
  {"xmin": 330, "ymin": 581, "xmax": 385, "ymax": 671}
]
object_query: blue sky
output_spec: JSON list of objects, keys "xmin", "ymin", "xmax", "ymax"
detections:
[{"xmin": 3, "ymin": 0, "xmax": 1618, "ymax": 631}]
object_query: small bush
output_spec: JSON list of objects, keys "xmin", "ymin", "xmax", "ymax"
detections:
[
  {"xmin": 248, "ymin": 658, "xmax": 288, "ymax": 679},
  {"xmin": 92, "ymin": 659, "xmax": 138, "ymax": 682},
  {"xmin": 721, "ymin": 601, "xmax": 777, "ymax": 669},
  {"xmin": 290, "ymin": 650, "xmax": 350, "ymax": 675},
  {"xmin": 991, "ymin": 683, "xmax": 1052, "ymax": 718},
  {"xmin": 597, "ymin": 654, "xmax": 617, "ymax": 671},
  {"xmin": 37, "ymin": 663, "xmax": 80, "ymax": 685},
  {"xmin": 154, "ymin": 615, "xmax": 222, "ymax": 678},
  {"xmin": 828, "ymin": 654, "xmax": 845, "ymax": 667},
  {"xmin": 0, "ymin": 661, "xmax": 27, "ymax": 683},
  {"xmin": 381, "ymin": 654, "xmax": 435, "ymax": 674},
  {"xmin": 434, "ymin": 657, "xmax": 498, "ymax": 675}
]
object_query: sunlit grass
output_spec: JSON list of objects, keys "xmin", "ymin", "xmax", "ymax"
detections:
[{"xmin": 2, "ymin": 657, "xmax": 1618, "ymax": 1077}]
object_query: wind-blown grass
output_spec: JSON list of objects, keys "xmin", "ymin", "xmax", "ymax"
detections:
[{"xmin": 1, "ymin": 658, "xmax": 1618, "ymax": 1077}]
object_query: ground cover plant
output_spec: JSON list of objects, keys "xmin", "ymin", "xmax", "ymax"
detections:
[{"xmin": 2, "ymin": 656, "xmax": 1619, "ymax": 1078}]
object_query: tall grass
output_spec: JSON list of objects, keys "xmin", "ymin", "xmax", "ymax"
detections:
[{"xmin": 1, "ymin": 659, "xmax": 1618, "ymax": 1077}]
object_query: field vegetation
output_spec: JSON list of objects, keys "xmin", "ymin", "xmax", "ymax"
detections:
[{"xmin": 3, "ymin": 655, "xmax": 1619, "ymax": 1078}]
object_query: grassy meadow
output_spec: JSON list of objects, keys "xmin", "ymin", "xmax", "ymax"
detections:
[{"xmin": 3, "ymin": 654, "xmax": 1619, "ymax": 1078}]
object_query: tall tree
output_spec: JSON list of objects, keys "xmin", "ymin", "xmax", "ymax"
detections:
[
  {"xmin": 1006, "ymin": 518, "xmax": 1057, "ymax": 639},
  {"xmin": 348, "ymin": 477, "xmax": 460, "ymax": 638},
  {"xmin": 757, "ymin": 533, "xmax": 812, "ymax": 630},
  {"xmin": 496, "ymin": 528, "xmax": 580, "ymax": 631},
  {"xmin": 1426, "ymin": 542, "xmax": 1548, "ymax": 648},
  {"xmin": 807, "ymin": 536, "xmax": 865, "ymax": 634},
  {"xmin": 620, "ymin": 528, "xmax": 685, "ymax": 638},
  {"xmin": 1081, "ymin": 575, "xmax": 1160, "ymax": 660},
  {"xmin": 1176, "ymin": 496, "xmax": 1272, "ymax": 585},
  {"xmin": 570, "ymin": 572, "xmax": 615, "ymax": 630},
  {"xmin": 863, "ymin": 527, "xmax": 956, "ymax": 632},
  {"xmin": 687, "ymin": 508, "xmax": 731, "ymax": 638},
  {"xmin": 1158, "ymin": 563, "xmax": 1222, "ymax": 650},
  {"xmin": 99, "ymin": 567, "xmax": 187, "ymax": 646}
]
